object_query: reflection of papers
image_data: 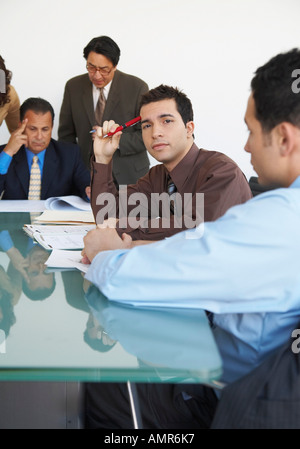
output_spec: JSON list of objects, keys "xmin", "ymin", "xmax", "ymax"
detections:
[
  {"xmin": 0, "ymin": 200, "xmax": 45, "ymax": 212},
  {"xmin": 34, "ymin": 210, "xmax": 95, "ymax": 224},
  {"xmin": 45, "ymin": 195, "xmax": 91, "ymax": 211},
  {"xmin": 45, "ymin": 249, "xmax": 90, "ymax": 273}
]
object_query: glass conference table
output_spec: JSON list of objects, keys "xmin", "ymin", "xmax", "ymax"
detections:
[{"xmin": 0, "ymin": 207, "xmax": 222, "ymax": 429}]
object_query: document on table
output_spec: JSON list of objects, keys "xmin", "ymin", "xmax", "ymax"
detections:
[
  {"xmin": 33, "ymin": 210, "xmax": 95, "ymax": 224},
  {"xmin": 45, "ymin": 250, "xmax": 90, "ymax": 273},
  {"xmin": 23, "ymin": 224, "xmax": 96, "ymax": 250},
  {"xmin": 44, "ymin": 195, "xmax": 91, "ymax": 211}
]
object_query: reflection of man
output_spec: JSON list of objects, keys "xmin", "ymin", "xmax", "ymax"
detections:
[
  {"xmin": 83, "ymin": 49, "xmax": 300, "ymax": 429},
  {"xmin": 0, "ymin": 97, "xmax": 90, "ymax": 200},
  {"xmin": 22, "ymin": 245, "xmax": 55, "ymax": 301},
  {"xmin": 58, "ymin": 35, "xmax": 149, "ymax": 185},
  {"xmin": 0, "ymin": 228, "xmax": 55, "ymax": 301}
]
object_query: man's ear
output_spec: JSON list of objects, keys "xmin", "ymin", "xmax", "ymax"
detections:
[
  {"xmin": 276, "ymin": 122, "xmax": 299, "ymax": 157},
  {"xmin": 186, "ymin": 121, "xmax": 195, "ymax": 137}
]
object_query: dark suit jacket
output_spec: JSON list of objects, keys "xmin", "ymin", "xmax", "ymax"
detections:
[
  {"xmin": 0, "ymin": 139, "xmax": 90, "ymax": 200},
  {"xmin": 211, "ymin": 326, "xmax": 300, "ymax": 429},
  {"xmin": 58, "ymin": 70, "xmax": 150, "ymax": 185}
]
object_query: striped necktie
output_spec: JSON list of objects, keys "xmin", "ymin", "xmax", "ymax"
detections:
[
  {"xmin": 95, "ymin": 88, "xmax": 106, "ymax": 125},
  {"xmin": 167, "ymin": 174, "xmax": 177, "ymax": 214},
  {"xmin": 28, "ymin": 155, "xmax": 41, "ymax": 200}
]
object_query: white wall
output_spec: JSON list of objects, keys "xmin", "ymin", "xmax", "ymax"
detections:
[{"xmin": 1, "ymin": 0, "xmax": 300, "ymax": 179}]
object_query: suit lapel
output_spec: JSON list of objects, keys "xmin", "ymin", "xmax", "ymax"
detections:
[
  {"xmin": 82, "ymin": 75, "xmax": 95, "ymax": 127},
  {"xmin": 14, "ymin": 147, "xmax": 30, "ymax": 196},
  {"xmin": 41, "ymin": 140, "xmax": 58, "ymax": 199},
  {"xmin": 103, "ymin": 70, "xmax": 121, "ymax": 120}
]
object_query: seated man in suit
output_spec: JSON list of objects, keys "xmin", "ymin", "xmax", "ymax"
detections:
[
  {"xmin": 0, "ymin": 97, "xmax": 90, "ymax": 200},
  {"xmin": 58, "ymin": 35, "xmax": 150, "ymax": 185}
]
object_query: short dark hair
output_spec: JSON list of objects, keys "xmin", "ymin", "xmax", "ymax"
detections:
[
  {"xmin": 251, "ymin": 48, "xmax": 300, "ymax": 132},
  {"xmin": 22, "ymin": 276, "xmax": 56, "ymax": 301},
  {"xmin": 20, "ymin": 97, "xmax": 55, "ymax": 123},
  {"xmin": 83, "ymin": 36, "xmax": 120, "ymax": 66},
  {"xmin": 139, "ymin": 85, "xmax": 194, "ymax": 124}
]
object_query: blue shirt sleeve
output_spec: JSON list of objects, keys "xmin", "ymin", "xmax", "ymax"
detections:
[
  {"xmin": 0, "ymin": 230, "xmax": 14, "ymax": 252},
  {"xmin": 0, "ymin": 151, "xmax": 12, "ymax": 175},
  {"xmin": 85, "ymin": 186, "xmax": 300, "ymax": 314}
]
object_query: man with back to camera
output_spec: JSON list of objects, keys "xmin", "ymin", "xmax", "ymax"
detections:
[
  {"xmin": 82, "ymin": 49, "xmax": 300, "ymax": 428},
  {"xmin": 58, "ymin": 35, "xmax": 150, "ymax": 186},
  {"xmin": 87, "ymin": 84, "xmax": 252, "ymax": 245},
  {"xmin": 0, "ymin": 97, "xmax": 90, "ymax": 200}
]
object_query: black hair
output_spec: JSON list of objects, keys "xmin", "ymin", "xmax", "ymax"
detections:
[
  {"xmin": 20, "ymin": 97, "xmax": 55, "ymax": 123},
  {"xmin": 251, "ymin": 48, "xmax": 300, "ymax": 132},
  {"xmin": 139, "ymin": 84, "xmax": 194, "ymax": 124},
  {"xmin": 83, "ymin": 36, "xmax": 120, "ymax": 67}
]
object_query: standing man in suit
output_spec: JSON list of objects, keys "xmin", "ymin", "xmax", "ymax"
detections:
[
  {"xmin": 0, "ymin": 97, "xmax": 90, "ymax": 200},
  {"xmin": 58, "ymin": 35, "xmax": 150, "ymax": 186}
]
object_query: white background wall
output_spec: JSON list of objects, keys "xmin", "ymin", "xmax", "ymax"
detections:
[{"xmin": 1, "ymin": 0, "xmax": 300, "ymax": 180}]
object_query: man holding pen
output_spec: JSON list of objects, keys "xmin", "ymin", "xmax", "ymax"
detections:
[{"xmin": 88, "ymin": 84, "xmax": 251, "ymax": 247}]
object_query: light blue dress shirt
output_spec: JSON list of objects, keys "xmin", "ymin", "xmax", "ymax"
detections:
[
  {"xmin": 0, "ymin": 148, "xmax": 46, "ymax": 175},
  {"xmin": 86, "ymin": 176, "xmax": 300, "ymax": 384}
]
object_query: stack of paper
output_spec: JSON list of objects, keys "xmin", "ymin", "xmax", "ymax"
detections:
[
  {"xmin": 45, "ymin": 250, "xmax": 90, "ymax": 273},
  {"xmin": 32, "ymin": 210, "xmax": 95, "ymax": 224},
  {"xmin": 45, "ymin": 195, "xmax": 91, "ymax": 211}
]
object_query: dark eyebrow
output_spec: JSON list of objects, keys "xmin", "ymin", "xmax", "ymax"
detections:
[{"xmin": 141, "ymin": 113, "xmax": 175, "ymax": 125}]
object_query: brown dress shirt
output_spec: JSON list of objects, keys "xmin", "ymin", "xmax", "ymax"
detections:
[{"xmin": 91, "ymin": 143, "xmax": 252, "ymax": 240}]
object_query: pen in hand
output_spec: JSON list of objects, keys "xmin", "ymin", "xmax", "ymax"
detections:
[{"xmin": 90, "ymin": 116, "xmax": 141, "ymax": 138}]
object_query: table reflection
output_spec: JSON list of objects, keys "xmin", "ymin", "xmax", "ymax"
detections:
[{"xmin": 85, "ymin": 284, "xmax": 222, "ymax": 380}]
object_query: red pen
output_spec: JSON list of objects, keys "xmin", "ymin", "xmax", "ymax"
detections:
[{"xmin": 90, "ymin": 116, "xmax": 141, "ymax": 138}]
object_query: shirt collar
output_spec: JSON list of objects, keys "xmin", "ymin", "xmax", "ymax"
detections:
[
  {"xmin": 290, "ymin": 175, "xmax": 300, "ymax": 188},
  {"xmin": 92, "ymin": 80, "xmax": 112, "ymax": 100},
  {"xmin": 25, "ymin": 148, "xmax": 46, "ymax": 166},
  {"xmin": 166, "ymin": 143, "xmax": 200, "ymax": 191}
]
